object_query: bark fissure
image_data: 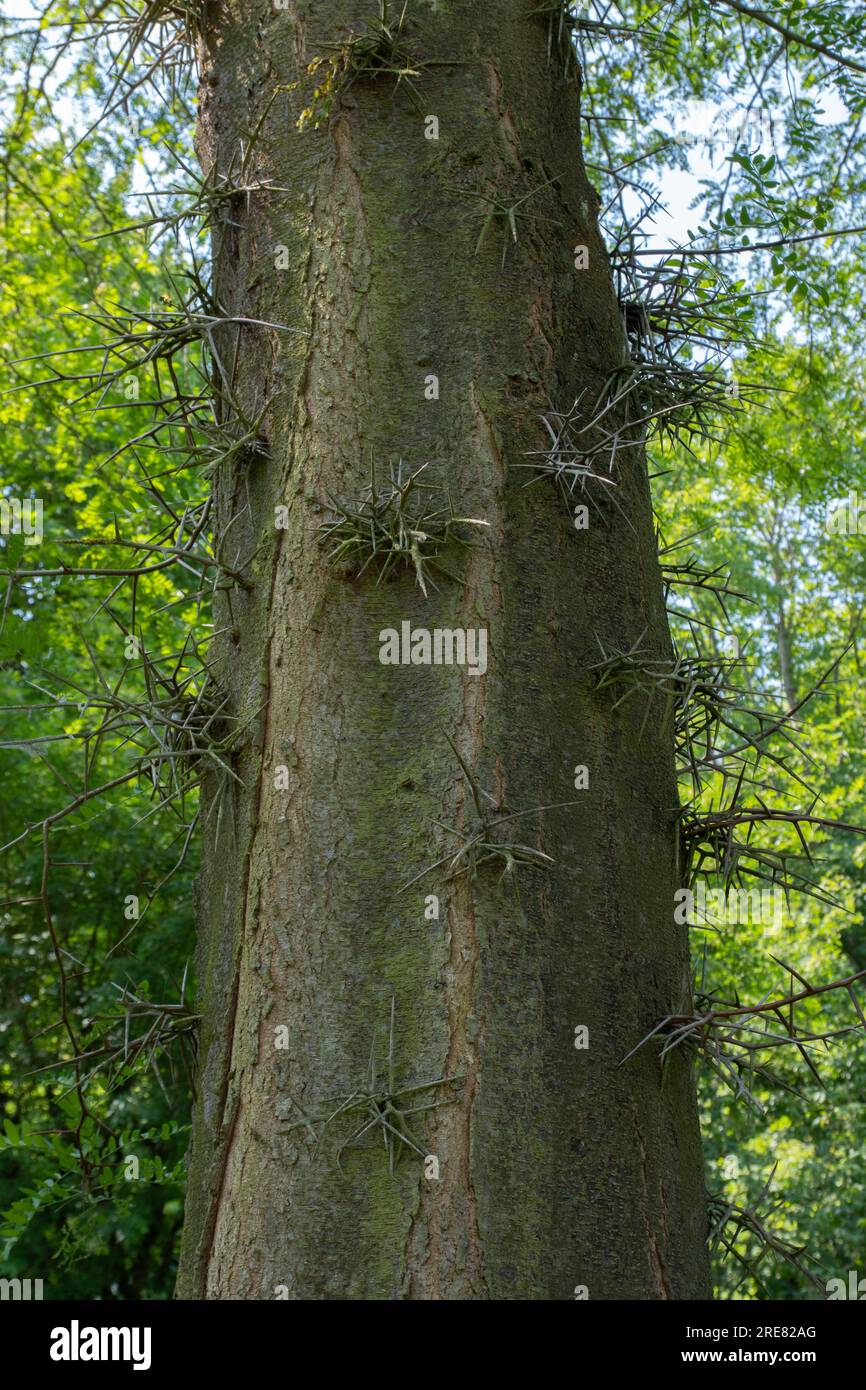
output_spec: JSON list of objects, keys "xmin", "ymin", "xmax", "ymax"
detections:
[{"xmin": 632, "ymin": 1098, "xmax": 673, "ymax": 1300}]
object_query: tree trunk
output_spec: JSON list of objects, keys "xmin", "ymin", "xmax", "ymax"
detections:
[
  {"xmin": 777, "ymin": 601, "xmax": 797, "ymax": 710},
  {"xmin": 176, "ymin": 0, "xmax": 711, "ymax": 1301},
  {"xmin": 771, "ymin": 537, "xmax": 796, "ymax": 709}
]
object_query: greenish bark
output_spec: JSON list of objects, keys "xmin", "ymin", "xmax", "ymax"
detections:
[{"xmin": 176, "ymin": 0, "xmax": 711, "ymax": 1300}]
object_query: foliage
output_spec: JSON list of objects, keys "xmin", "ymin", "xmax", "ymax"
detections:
[{"xmin": 0, "ymin": 57, "xmax": 200, "ymax": 1298}]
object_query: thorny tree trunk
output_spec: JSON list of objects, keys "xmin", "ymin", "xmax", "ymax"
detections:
[{"xmin": 176, "ymin": 0, "xmax": 711, "ymax": 1300}]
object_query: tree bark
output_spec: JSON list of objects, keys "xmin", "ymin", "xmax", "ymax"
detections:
[{"xmin": 176, "ymin": 0, "xmax": 711, "ymax": 1301}]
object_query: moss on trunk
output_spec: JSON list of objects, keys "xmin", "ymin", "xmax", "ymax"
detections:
[{"xmin": 176, "ymin": 0, "xmax": 711, "ymax": 1301}]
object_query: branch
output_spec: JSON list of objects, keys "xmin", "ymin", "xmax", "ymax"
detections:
[
  {"xmin": 667, "ymin": 966, "xmax": 866, "ymax": 1030},
  {"xmin": 630, "ymin": 225, "xmax": 866, "ymax": 257},
  {"xmin": 714, "ymin": 0, "xmax": 866, "ymax": 77}
]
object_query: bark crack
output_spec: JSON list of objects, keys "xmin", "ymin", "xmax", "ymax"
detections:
[{"xmin": 631, "ymin": 1098, "xmax": 672, "ymax": 1299}]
